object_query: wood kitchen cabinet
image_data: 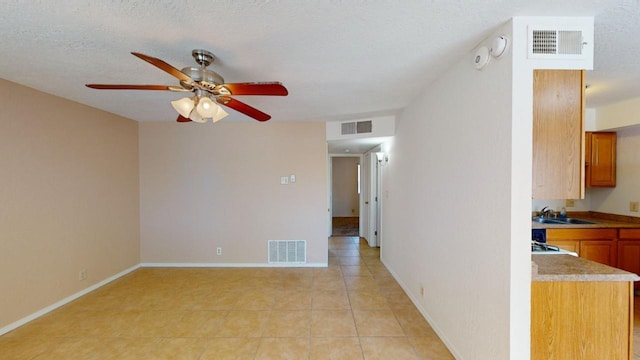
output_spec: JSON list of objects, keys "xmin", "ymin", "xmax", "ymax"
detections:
[
  {"xmin": 531, "ymin": 281, "xmax": 634, "ymax": 360},
  {"xmin": 585, "ymin": 131, "xmax": 617, "ymax": 187},
  {"xmin": 618, "ymin": 229, "xmax": 640, "ymax": 288},
  {"xmin": 532, "ymin": 69, "xmax": 585, "ymax": 199},
  {"xmin": 546, "ymin": 228, "xmax": 617, "ymax": 266}
]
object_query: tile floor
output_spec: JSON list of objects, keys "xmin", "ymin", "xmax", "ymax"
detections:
[{"xmin": 0, "ymin": 237, "xmax": 454, "ymax": 359}]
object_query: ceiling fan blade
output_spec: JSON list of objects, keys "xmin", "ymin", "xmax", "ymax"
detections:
[
  {"xmin": 177, "ymin": 115, "xmax": 191, "ymax": 123},
  {"xmin": 85, "ymin": 84, "xmax": 188, "ymax": 91},
  {"xmin": 222, "ymin": 82, "xmax": 288, "ymax": 96},
  {"xmin": 217, "ymin": 97, "xmax": 271, "ymax": 121},
  {"xmin": 131, "ymin": 52, "xmax": 194, "ymax": 83}
]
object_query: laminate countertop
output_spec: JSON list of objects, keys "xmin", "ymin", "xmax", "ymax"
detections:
[
  {"xmin": 532, "ymin": 254, "xmax": 640, "ymax": 282},
  {"xmin": 531, "ymin": 211, "xmax": 640, "ymax": 229}
]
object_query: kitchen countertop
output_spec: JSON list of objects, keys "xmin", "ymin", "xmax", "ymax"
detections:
[
  {"xmin": 532, "ymin": 254, "xmax": 640, "ymax": 282},
  {"xmin": 531, "ymin": 211, "xmax": 640, "ymax": 229}
]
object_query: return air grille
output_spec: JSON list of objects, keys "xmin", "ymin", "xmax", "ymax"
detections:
[
  {"xmin": 341, "ymin": 120, "xmax": 373, "ymax": 135},
  {"xmin": 531, "ymin": 30, "xmax": 583, "ymax": 56},
  {"xmin": 268, "ymin": 240, "xmax": 306, "ymax": 264}
]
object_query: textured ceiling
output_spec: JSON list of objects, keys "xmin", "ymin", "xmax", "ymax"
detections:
[{"xmin": 1, "ymin": 1, "xmax": 639, "ymax": 124}]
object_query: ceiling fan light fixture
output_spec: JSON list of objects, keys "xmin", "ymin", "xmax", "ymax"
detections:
[
  {"xmin": 212, "ymin": 106, "xmax": 229, "ymax": 123},
  {"xmin": 196, "ymin": 97, "xmax": 219, "ymax": 118},
  {"xmin": 189, "ymin": 108, "xmax": 207, "ymax": 123},
  {"xmin": 171, "ymin": 97, "xmax": 195, "ymax": 118}
]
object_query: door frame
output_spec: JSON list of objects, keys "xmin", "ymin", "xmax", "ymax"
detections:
[{"xmin": 327, "ymin": 154, "xmax": 364, "ymax": 237}]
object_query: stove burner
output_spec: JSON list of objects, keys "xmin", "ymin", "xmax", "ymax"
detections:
[{"xmin": 531, "ymin": 241, "xmax": 560, "ymax": 252}]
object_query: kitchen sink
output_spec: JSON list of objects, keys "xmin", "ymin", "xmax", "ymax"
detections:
[
  {"xmin": 532, "ymin": 217, "xmax": 598, "ymax": 225},
  {"xmin": 558, "ymin": 218, "xmax": 597, "ymax": 224}
]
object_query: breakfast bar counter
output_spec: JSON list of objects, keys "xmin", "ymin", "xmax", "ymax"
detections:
[
  {"xmin": 532, "ymin": 254, "xmax": 640, "ymax": 282},
  {"xmin": 531, "ymin": 254, "xmax": 638, "ymax": 360}
]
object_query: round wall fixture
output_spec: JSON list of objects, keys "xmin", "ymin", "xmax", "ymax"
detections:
[
  {"xmin": 491, "ymin": 35, "xmax": 508, "ymax": 58},
  {"xmin": 474, "ymin": 46, "xmax": 490, "ymax": 70}
]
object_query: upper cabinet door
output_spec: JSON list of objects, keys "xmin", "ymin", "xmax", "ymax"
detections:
[
  {"xmin": 532, "ymin": 70, "xmax": 585, "ymax": 200},
  {"xmin": 586, "ymin": 131, "xmax": 617, "ymax": 187}
]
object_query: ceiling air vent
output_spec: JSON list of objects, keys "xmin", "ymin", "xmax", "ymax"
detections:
[
  {"xmin": 529, "ymin": 29, "xmax": 585, "ymax": 58},
  {"xmin": 341, "ymin": 120, "xmax": 372, "ymax": 135}
]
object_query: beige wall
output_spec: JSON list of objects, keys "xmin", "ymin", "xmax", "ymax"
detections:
[
  {"xmin": 139, "ymin": 121, "xmax": 328, "ymax": 265},
  {"xmin": 0, "ymin": 79, "xmax": 140, "ymax": 329},
  {"xmin": 331, "ymin": 157, "xmax": 360, "ymax": 217}
]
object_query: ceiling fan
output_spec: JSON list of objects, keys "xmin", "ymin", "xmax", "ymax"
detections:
[{"xmin": 86, "ymin": 49, "xmax": 288, "ymax": 122}]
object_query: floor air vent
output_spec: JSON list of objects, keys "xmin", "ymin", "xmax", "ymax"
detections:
[{"xmin": 268, "ymin": 240, "xmax": 306, "ymax": 264}]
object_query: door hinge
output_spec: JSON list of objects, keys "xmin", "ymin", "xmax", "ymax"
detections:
[{"xmin": 375, "ymin": 231, "xmax": 378, "ymax": 236}]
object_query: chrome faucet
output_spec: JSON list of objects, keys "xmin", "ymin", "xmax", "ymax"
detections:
[{"xmin": 540, "ymin": 206, "xmax": 554, "ymax": 218}]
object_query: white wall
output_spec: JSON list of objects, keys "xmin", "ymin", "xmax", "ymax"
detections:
[
  {"xmin": 381, "ymin": 23, "xmax": 516, "ymax": 359},
  {"xmin": 0, "ymin": 79, "xmax": 140, "ymax": 330},
  {"xmin": 331, "ymin": 157, "xmax": 360, "ymax": 217},
  {"xmin": 139, "ymin": 121, "xmax": 328, "ymax": 265}
]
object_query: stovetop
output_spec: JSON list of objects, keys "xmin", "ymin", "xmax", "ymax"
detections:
[{"xmin": 532, "ymin": 241, "xmax": 560, "ymax": 253}]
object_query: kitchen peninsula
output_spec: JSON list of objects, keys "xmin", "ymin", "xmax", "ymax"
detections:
[{"xmin": 531, "ymin": 252, "xmax": 639, "ymax": 359}]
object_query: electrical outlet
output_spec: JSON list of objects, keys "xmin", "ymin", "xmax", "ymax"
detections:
[
  {"xmin": 216, "ymin": 247, "xmax": 222, "ymax": 256},
  {"xmin": 630, "ymin": 201, "xmax": 639, "ymax": 212},
  {"xmin": 79, "ymin": 269, "xmax": 87, "ymax": 281},
  {"xmin": 565, "ymin": 199, "xmax": 575, "ymax": 207}
]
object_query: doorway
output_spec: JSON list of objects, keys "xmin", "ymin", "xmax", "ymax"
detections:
[{"xmin": 330, "ymin": 156, "xmax": 361, "ymax": 237}]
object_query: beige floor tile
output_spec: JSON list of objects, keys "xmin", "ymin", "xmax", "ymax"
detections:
[
  {"xmin": 0, "ymin": 240, "xmax": 459, "ymax": 359},
  {"xmin": 146, "ymin": 338, "xmax": 210, "ymax": 360},
  {"xmin": 31, "ymin": 337, "xmax": 122, "ymax": 360},
  {"xmin": 216, "ymin": 310, "xmax": 270, "ymax": 337},
  {"xmin": 344, "ymin": 276, "xmax": 379, "ymax": 291},
  {"xmin": 312, "ymin": 289, "xmax": 350, "ymax": 310},
  {"xmin": 102, "ymin": 337, "xmax": 164, "ymax": 360},
  {"xmin": 310, "ymin": 337, "xmax": 364, "ymax": 360},
  {"xmin": 341, "ymin": 265, "xmax": 372, "ymax": 277},
  {"xmin": 263, "ymin": 310, "xmax": 311, "ymax": 337},
  {"xmin": 168, "ymin": 310, "xmax": 228, "ymax": 337},
  {"xmin": 255, "ymin": 337, "xmax": 310, "ymax": 360},
  {"xmin": 353, "ymin": 310, "xmax": 405, "ymax": 336},
  {"xmin": 394, "ymin": 308, "xmax": 436, "ymax": 337},
  {"xmin": 273, "ymin": 290, "xmax": 313, "ymax": 310},
  {"xmin": 348, "ymin": 290, "xmax": 390, "ymax": 310},
  {"xmin": 384, "ymin": 291, "xmax": 415, "ymax": 310},
  {"xmin": 360, "ymin": 336, "xmax": 418, "ymax": 360},
  {"xmin": 119, "ymin": 310, "xmax": 185, "ymax": 337},
  {"xmin": 311, "ymin": 310, "xmax": 358, "ymax": 337},
  {"xmin": 0, "ymin": 336, "xmax": 55, "ymax": 360},
  {"xmin": 336, "ymin": 256, "xmax": 364, "ymax": 266},
  {"xmin": 409, "ymin": 336, "xmax": 455, "ymax": 359},
  {"xmin": 199, "ymin": 338, "xmax": 260, "ymax": 359},
  {"xmin": 313, "ymin": 275, "xmax": 347, "ymax": 291},
  {"xmin": 233, "ymin": 290, "xmax": 277, "ymax": 310}
]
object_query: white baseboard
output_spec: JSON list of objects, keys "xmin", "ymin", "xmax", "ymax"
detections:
[
  {"xmin": 140, "ymin": 262, "xmax": 328, "ymax": 268},
  {"xmin": 0, "ymin": 264, "xmax": 140, "ymax": 336}
]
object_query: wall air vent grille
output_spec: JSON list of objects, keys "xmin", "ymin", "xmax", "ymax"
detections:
[
  {"xmin": 341, "ymin": 122, "xmax": 356, "ymax": 135},
  {"xmin": 530, "ymin": 29, "xmax": 583, "ymax": 58},
  {"xmin": 356, "ymin": 120, "xmax": 373, "ymax": 133},
  {"xmin": 268, "ymin": 240, "xmax": 306, "ymax": 264},
  {"xmin": 341, "ymin": 120, "xmax": 372, "ymax": 135},
  {"xmin": 532, "ymin": 30, "xmax": 557, "ymax": 54}
]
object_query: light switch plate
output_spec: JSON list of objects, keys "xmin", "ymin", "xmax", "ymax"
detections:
[{"xmin": 280, "ymin": 176, "xmax": 289, "ymax": 185}]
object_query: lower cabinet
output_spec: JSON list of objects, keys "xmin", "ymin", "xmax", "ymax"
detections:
[
  {"xmin": 531, "ymin": 281, "xmax": 634, "ymax": 360},
  {"xmin": 546, "ymin": 228, "xmax": 618, "ymax": 267},
  {"xmin": 618, "ymin": 229, "xmax": 640, "ymax": 288}
]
